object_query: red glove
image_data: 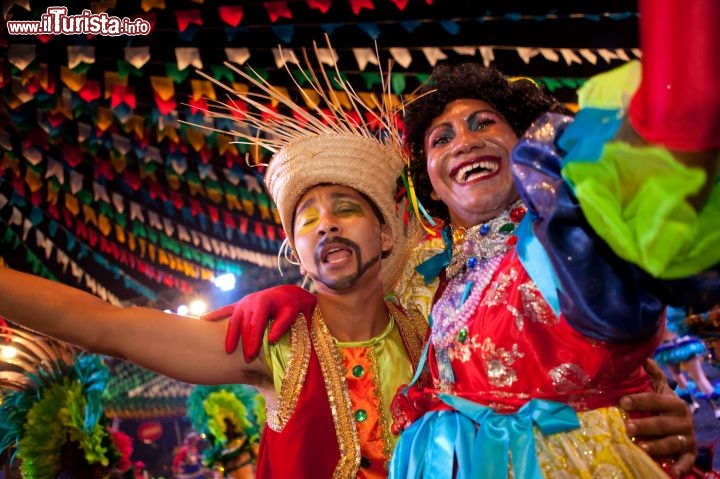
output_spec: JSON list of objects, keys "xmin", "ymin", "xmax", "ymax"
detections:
[
  {"xmin": 202, "ymin": 285, "xmax": 317, "ymax": 362},
  {"xmin": 629, "ymin": 0, "xmax": 720, "ymax": 151}
]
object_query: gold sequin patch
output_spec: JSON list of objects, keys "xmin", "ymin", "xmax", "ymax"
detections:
[
  {"xmin": 389, "ymin": 302, "xmax": 427, "ymax": 369},
  {"xmin": 311, "ymin": 308, "xmax": 361, "ymax": 478}
]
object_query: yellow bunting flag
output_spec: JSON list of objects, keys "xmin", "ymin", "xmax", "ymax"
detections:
[
  {"xmin": 60, "ymin": 66, "xmax": 87, "ymax": 92},
  {"xmin": 104, "ymin": 71, "xmax": 128, "ymax": 99},
  {"xmin": 97, "ymin": 107, "xmax": 114, "ymax": 132},
  {"xmin": 64, "ymin": 194, "xmax": 80, "ymax": 216},
  {"xmin": 141, "ymin": 0, "xmax": 165, "ymax": 12},
  {"xmin": 185, "ymin": 128, "xmax": 206, "ymax": 152},
  {"xmin": 150, "ymin": 76, "xmax": 175, "ymax": 101},
  {"xmin": 300, "ymin": 88, "xmax": 321, "ymax": 110},
  {"xmin": 191, "ymin": 79, "xmax": 216, "ymax": 101},
  {"xmin": 269, "ymin": 86, "xmax": 290, "ymax": 108}
]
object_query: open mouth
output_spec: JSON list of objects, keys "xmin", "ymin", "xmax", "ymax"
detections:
[
  {"xmin": 452, "ymin": 159, "xmax": 500, "ymax": 184},
  {"xmin": 321, "ymin": 246, "xmax": 352, "ymax": 264}
]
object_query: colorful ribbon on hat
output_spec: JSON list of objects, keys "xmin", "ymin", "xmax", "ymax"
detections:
[{"xmin": 401, "ymin": 168, "xmax": 436, "ymax": 234}]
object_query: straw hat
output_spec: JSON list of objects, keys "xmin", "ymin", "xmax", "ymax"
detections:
[{"xmin": 196, "ymin": 40, "xmax": 419, "ymax": 292}]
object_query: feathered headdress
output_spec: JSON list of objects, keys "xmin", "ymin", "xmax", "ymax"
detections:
[
  {"xmin": 186, "ymin": 384, "xmax": 265, "ymax": 472},
  {"xmin": 0, "ymin": 323, "xmax": 127, "ymax": 479},
  {"xmin": 194, "ymin": 38, "xmax": 421, "ymax": 292}
]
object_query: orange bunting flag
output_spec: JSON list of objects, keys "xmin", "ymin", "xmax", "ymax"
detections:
[
  {"xmin": 150, "ymin": 76, "xmax": 175, "ymax": 101},
  {"xmin": 60, "ymin": 66, "xmax": 87, "ymax": 92},
  {"xmin": 185, "ymin": 128, "xmax": 206, "ymax": 152},
  {"xmin": 140, "ymin": 0, "xmax": 165, "ymax": 12},
  {"xmin": 97, "ymin": 107, "xmax": 115, "ymax": 132},
  {"xmin": 90, "ymin": 1, "xmax": 117, "ymax": 14},
  {"xmin": 191, "ymin": 79, "xmax": 216, "ymax": 101},
  {"xmin": 269, "ymin": 87, "xmax": 290, "ymax": 108},
  {"xmin": 104, "ymin": 71, "xmax": 128, "ymax": 99}
]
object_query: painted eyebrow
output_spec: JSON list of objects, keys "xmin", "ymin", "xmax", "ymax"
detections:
[
  {"xmin": 295, "ymin": 192, "xmax": 361, "ymax": 216},
  {"xmin": 425, "ymin": 109, "xmax": 496, "ymax": 139}
]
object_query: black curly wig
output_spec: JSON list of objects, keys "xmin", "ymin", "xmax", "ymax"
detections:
[{"xmin": 404, "ymin": 60, "xmax": 569, "ymax": 223}]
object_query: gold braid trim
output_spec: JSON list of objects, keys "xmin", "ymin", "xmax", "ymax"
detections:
[
  {"xmin": 377, "ymin": 303, "xmax": 428, "ymax": 468},
  {"xmin": 366, "ymin": 341, "xmax": 393, "ymax": 470},
  {"xmin": 266, "ymin": 315, "xmax": 311, "ymax": 433},
  {"xmin": 390, "ymin": 302, "xmax": 427, "ymax": 370},
  {"xmin": 311, "ymin": 307, "xmax": 362, "ymax": 478}
]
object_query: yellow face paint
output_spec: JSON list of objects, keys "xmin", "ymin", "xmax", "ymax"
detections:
[
  {"xmin": 294, "ymin": 195, "xmax": 367, "ymax": 236},
  {"xmin": 295, "ymin": 206, "xmax": 319, "ymax": 236}
]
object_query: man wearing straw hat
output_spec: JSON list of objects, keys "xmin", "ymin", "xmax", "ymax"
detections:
[{"xmin": 0, "ymin": 50, "xmax": 427, "ymax": 478}]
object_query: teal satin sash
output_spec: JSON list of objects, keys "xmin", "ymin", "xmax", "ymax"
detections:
[
  {"xmin": 437, "ymin": 395, "xmax": 580, "ymax": 479},
  {"xmin": 390, "ymin": 396, "xmax": 580, "ymax": 479}
]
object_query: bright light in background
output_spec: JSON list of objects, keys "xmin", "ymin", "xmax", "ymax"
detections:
[
  {"xmin": 177, "ymin": 304, "xmax": 189, "ymax": 316},
  {"xmin": 1, "ymin": 345, "xmax": 17, "ymax": 359},
  {"xmin": 213, "ymin": 273, "xmax": 236, "ymax": 292},
  {"xmin": 189, "ymin": 299, "xmax": 208, "ymax": 316}
]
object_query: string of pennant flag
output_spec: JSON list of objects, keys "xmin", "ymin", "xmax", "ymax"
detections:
[{"xmin": 1, "ymin": 0, "xmax": 640, "ymax": 304}]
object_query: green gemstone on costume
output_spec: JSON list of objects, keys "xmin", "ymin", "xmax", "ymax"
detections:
[
  {"xmin": 352, "ymin": 365, "xmax": 365, "ymax": 378},
  {"xmin": 457, "ymin": 328, "xmax": 469, "ymax": 343},
  {"xmin": 354, "ymin": 409, "xmax": 368, "ymax": 422},
  {"xmin": 499, "ymin": 222, "xmax": 516, "ymax": 233}
]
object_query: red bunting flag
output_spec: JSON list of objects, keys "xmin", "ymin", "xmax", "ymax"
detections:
[
  {"xmin": 78, "ymin": 80, "xmax": 101, "ymax": 102},
  {"xmin": 218, "ymin": 5, "xmax": 244, "ymax": 27},
  {"xmin": 24, "ymin": 128, "xmax": 49, "ymax": 152},
  {"xmin": 148, "ymin": 182, "xmax": 167, "ymax": 201},
  {"xmin": 94, "ymin": 159, "xmax": 114, "ymax": 181},
  {"xmin": 264, "ymin": 2, "xmax": 293, "ymax": 22},
  {"xmin": 188, "ymin": 97, "xmax": 208, "ymax": 116},
  {"xmin": 123, "ymin": 170, "xmax": 142, "ymax": 191},
  {"xmin": 175, "ymin": 9, "xmax": 202, "ymax": 32},
  {"xmin": 348, "ymin": 0, "xmax": 374, "ymax": 15},
  {"xmin": 226, "ymin": 98, "xmax": 248, "ymax": 121},
  {"xmin": 188, "ymin": 198, "xmax": 205, "ymax": 216},
  {"xmin": 46, "ymin": 112, "xmax": 66, "ymax": 129},
  {"xmin": 306, "ymin": 0, "xmax": 332, "ymax": 13},
  {"xmin": 62, "ymin": 144, "xmax": 83, "ymax": 167},
  {"xmin": 169, "ymin": 191, "xmax": 185, "ymax": 209},
  {"xmin": 153, "ymin": 91, "xmax": 176, "ymax": 115},
  {"xmin": 206, "ymin": 205, "xmax": 219, "ymax": 223},
  {"xmin": 223, "ymin": 211, "xmax": 237, "ymax": 228},
  {"xmin": 133, "ymin": 13, "xmax": 157, "ymax": 32},
  {"xmin": 388, "ymin": 0, "xmax": 409, "ymax": 10},
  {"xmin": 261, "ymin": 104, "xmax": 279, "ymax": 123},
  {"xmin": 254, "ymin": 222, "xmax": 265, "ymax": 239},
  {"xmin": 111, "ymin": 85, "xmax": 137, "ymax": 109}
]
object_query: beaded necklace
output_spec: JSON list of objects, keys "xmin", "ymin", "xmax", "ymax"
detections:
[
  {"xmin": 430, "ymin": 201, "xmax": 526, "ymax": 384},
  {"xmin": 445, "ymin": 200, "xmax": 526, "ymax": 279}
]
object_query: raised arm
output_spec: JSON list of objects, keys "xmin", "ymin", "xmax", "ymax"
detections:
[{"xmin": 0, "ymin": 267, "xmax": 269, "ymax": 386}]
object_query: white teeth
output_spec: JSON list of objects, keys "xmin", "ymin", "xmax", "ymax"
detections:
[
  {"xmin": 323, "ymin": 247, "xmax": 345, "ymax": 262},
  {"xmin": 453, "ymin": 160, "xmax": 497, "ymax": 183}
]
